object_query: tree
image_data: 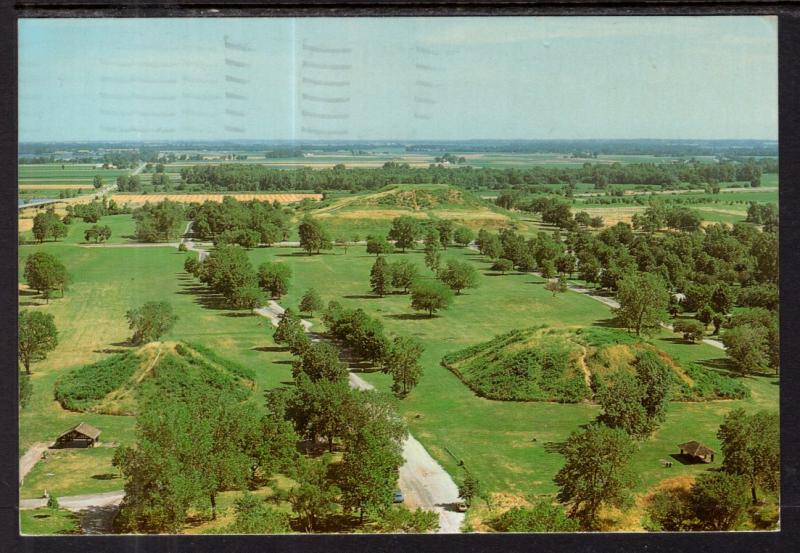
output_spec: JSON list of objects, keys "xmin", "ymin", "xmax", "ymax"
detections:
[
  {"xmin": 288, "ymin": 455, "xmax": 340, "ymax": 532},
  {"xmin": 257, "ymin": 262, "xmax": 292, "ymax": 299},
  {"xmin": 370, "ymin": 256, "xmax": 390, "ymax": 297},
  {"xmin": 32, "ymin": 210, "xmax": 67, "ymax": 243},
  {"xmin": 545, "ymin": 276, "xmax": 568, "ymax": 297},
  {"xmin": 454, "ymin": 226, "xmax": 475, "ymax": 247},
  {"xmin": 388, "ymin": 216, "xmax": 421, "ymax": 252},
  {"xmin": 366, "ymin": 235, "xmax": 394, "ymax": 256},
  {"xmin": 273, "ymin": 308, "xmax": 309, "ymax": 354},
  {"xmin": 481, "ymin": 234, "xmax": 503, "ymax": 260},
  {"xmin": 18, "ymin": 310, "xmax": 58, "ymax": 374},
  {"xmin": 19, "ymin": 371, "xmax": 32, "ymax": 410},
  {"xmin": 298, "ymin": 217, "xmax": 332, "ymax": 254},
  {"xmin": 24, "ymin": 252, "xmax": 69, "ymax": 302},
  {"xmin": 673, "ymin": 319, "xmax": 706, "ymax": 342},
  {"xmin": 382, "ymin": 336, "xmax": 424, "ymax": 397},
  {"xmin": 133, "ymin": 200, "xmax": 184, "ymax": 242},
  {"xmin": 634, "ymin": 351, "xmax": 672, "ymax": 428},
  {"xmin": 554, "ymin": 424, "xmax": 637, "ymax": 529},
  {"xmin": 597, "ymin": 372, "xmax": 651, "ymax": 438},
  {"xmin": 722, "ymin": 325, "xmax": 768, "ymax": 375},
  {"xmin": 292, "ymin": 342, "xmax": 348, "ymax": 383},
  {"xmin": 717, "ymin": 409, "xmax": 779, "ymax": 504},
  {"xmin": 410, "ymin": 280, "xmax": 453, "ymax": 317},
  {"xmin": 436, "ymin": 220, "xmax": 454, "ymax": 248},
  {"xmin": 288, "ymin": 376, "xmax": 352, "ymax": 451},
  {"xmin": 93, "ymin": 175, "xmax": 103, "ymax": 189},
  {"xmin": 458, "ymin": 470, "xmax": 482, "ymax": 507},
  {"xmin": 299, "ymin": 288, "xmax": 324, "ymax": 317},
  {"xmin": 615, "ymin": 272, "xmax": 669, "ymax": 336},
  {"xmin": 125, "ymin": 301, "xmax": 177, "ymax": 345},
  {"xmin": 230, "ymin": 284, "xmax": 265, "ymax": 310},
  {"xmin": 491, "ymin": 258, "xmax": 514, "ymax": 274},
  {"xmin": 438, "ymin": 259, "xmax": 479, "ymax": 295},
  {"xmin": 389, "ymin": 259, "xmax": 419, "ymax": 293},
  {"xmin": 690, "ymin": 472, "xmax": 750, "ymax": 530},
  {"xmin": 339, "ymin": 407, "xmax": 404, "ymax": 521}
]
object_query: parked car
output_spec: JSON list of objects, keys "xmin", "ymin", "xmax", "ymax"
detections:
[{"xmin": 392, "ymin": 490, "xmax": 404, "ymax": 503}]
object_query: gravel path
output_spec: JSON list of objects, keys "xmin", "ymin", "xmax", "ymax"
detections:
[{"xmin": 19, "ymin": 442, "xmax": 50, "ymax": 485}]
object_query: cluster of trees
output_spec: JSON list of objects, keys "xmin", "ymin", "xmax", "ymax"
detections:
[
  {"xmin": 184, "ymin": 244, "xmax": 264, "ymax": 309},
  {"xmin": 475, "ymin": 227, "xmax": 567, "ymax": 277},
  {"xmin": 631, "ymin": 201, "xmax": 703, "ymax": 233},
  {"xmin": 116, "ymin": 175, "xmax": 143, "ymax": 192},
  {"xmin": 318, "ymin": 302, "xmax": 426, "ymax": 397},
  {"xmin": 133, "ymin": 200, "xmax": 185, "ymax": 242},
  {"xmin": 84, "ymin": 224, "xmax": 112, "ymax": 243},
  {"xmin": 24, "ymin": 251, "xmax": 69, "ymax": 303},
  {"xmin": 745, "ymin": 202, "xmax": 778, "ymax": 231},
  {"xmin": 66, "ymin": 197, "xmax": 129, "ymax": 224},
  {"xmin": 187, "ymin": 197, "xmax": 290, "ymax": 246},
  {"xmin": 31, "ymin": 209, "xmax": 68, "ymax": 243},
  {"xmin": 176, "ymin": 158, "xmax": 773, "ymax": 193},
  {"xmin": 299, "ymin": 218, "xmax": 332, "ymax": 254}
]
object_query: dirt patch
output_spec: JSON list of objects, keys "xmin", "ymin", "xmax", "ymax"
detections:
[{"xmin": 571, "ymin": 206, "xmax": 646, "ymax": 227}]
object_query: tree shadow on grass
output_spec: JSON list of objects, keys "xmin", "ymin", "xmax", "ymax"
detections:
[
  {"xmin": 273, "ymin": 360, "xmax": 294, "ymax": 366},
  {"xmin": 385, "ymin": 313, "xmax": 434, "ymax": 321},
  {"xmin": 18, "ymin": 289, "xmax": 38, "ymax": 297},
  {"xmin": 220, "ymin": 311, "xmax": 255, "ymax": 318},
  {"xmin": 19, "ymin": 301, "xmax": 44, "ymax": 307},
  {"xmin": 669, "ymin": 453, "xmax": 706, "ymax": 466},
  {"xmin": 343, "ymin": 294, "xmax": 381, "ymax": 300},
  {"xmin": 110, "ymin": 340, "xmax": 134, "ymax": 348},
  {"xmin": 91, "ymin": 473, "xmax": 119, "ymax": 481},
  {"xmin": 275, "ymin": 252, "xmax": 311, "ymax": 257},
  {"xmin": 543, "ymin": 441, "xmax": 567, "ymax": 454},
  {"xmin": 591, "ymin": 318, "xmax": 619, "ymax": 329},
  {"xmin": 252, "ymin": 345, "xmax": 290, "ymax": 353},
  {"xmin": 698, "ymin": 356, "xmax": 738, "ymax": 375},
  {"xmin": 93, "ymin": 348, "xmax": 128, "ymax": 355}
]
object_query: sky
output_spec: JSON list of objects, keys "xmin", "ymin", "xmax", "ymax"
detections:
[{"xmin": 18, "ymin": 16, "xmax": 778, "ymax": 142}]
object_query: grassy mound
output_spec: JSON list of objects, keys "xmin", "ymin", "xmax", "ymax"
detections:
[
  {"xmin": 54, "ymin": 342, "xmax": 253, "ymax": 415},
  {"xmin": 442, "ymin": 327, "xmax": 591, "ymax": 403},
  {"xmin": 443, "ymin": 326, "xmax": 749, "ymax": 403},
  {"xmin": 310, "ymin": 184, "xmax": 514, "ymax": 237}
]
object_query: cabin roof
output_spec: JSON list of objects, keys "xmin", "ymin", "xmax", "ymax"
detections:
[
  {"xmin": 679, "ymin": 440, "xmax": 714, "ymax": 457},
  {"xmin": 60, "ymin": 422, "xmax": 101, "ymax": 440}
]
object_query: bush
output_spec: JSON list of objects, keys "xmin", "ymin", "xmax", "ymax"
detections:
[
  {"xmin": 177, "ymin": 242, "xmax": 188, "ymax": 252},
  {"xmin": 47, "ymin": 495, "xmax": 60, "ymax": 510},
  {"xmin": 373, "ymin": 506, "xmax": 439, "ymax": 533},
  {"xmin": 492, "ymin": 502, "xmax": 580, "ymax": 532},
  {"xmin": 54, "ymin": 352, "xmax": 139, "ymax": 411},
  {"xmin": 673, "ymin": 319, "xmax": 706, "ymax": 342}
]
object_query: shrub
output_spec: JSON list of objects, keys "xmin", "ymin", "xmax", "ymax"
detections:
[
  {"xmin": 673, "ymin": 319, "xmax": 706, "ymax": 342},
  {"xmin": 54, "ymin": 352, "xmax": 139, "ymax": 411},
  {"xmin": 492, "ymin": 502, "xmax": 580, "ymax": 532}
]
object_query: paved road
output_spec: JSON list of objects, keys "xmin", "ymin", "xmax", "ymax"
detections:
[
  {"xmin": 21, "ymin": 490, "xmax": 124, "ymax": 534},
  {"xmin": 254, "ymin": 297, "xmax": 464, "ymax": 533}
]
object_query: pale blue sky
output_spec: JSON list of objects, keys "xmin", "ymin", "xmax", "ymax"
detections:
[{"xmin": 18, "ymin": 16, "xmax": 778, "ymax": 142}]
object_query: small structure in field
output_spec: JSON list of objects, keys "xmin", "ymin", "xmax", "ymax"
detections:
[
  {"xmin": 55, "ymin": 422, "xmax": 101, "ymax": 448},
  {"xmin": 678, "ymin": 440, "xmax": 715, "ymax": 463}
]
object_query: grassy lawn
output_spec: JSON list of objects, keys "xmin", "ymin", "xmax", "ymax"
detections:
[
  {"xmin": 18, "ymin": 220, "xmax": 779, "ymax": 512},
  {"xmin": 20, "ymin": 508, "xmax": 81, "ymax": 535},
  {"xmin": 19, "ymin": 214, "xmax": 139, "ymax": 245},
  {"xmin": 244, "ymin": 245, "xmax": 778, "ymax": 497},
  {"xmin": 20, "ymin": 447, "xmax": 122, "ymax": 499}
]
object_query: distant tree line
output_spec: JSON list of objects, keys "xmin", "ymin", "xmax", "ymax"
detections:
[{"xmin": 176, "ymin": 159, "xmax": 775, "ymax": 193}]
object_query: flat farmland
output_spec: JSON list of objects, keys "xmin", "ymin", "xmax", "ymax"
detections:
[
  {"xmin": 19, "ymin": 164, "xmax": 130, "ymax": 185},
  {"xmin": 112, "ymin": 192, "xmax": 322, "ymax": 205}
]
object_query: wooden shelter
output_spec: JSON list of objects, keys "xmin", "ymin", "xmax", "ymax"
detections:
[
  {"xmin": 55, "ymin": 422, "xmax": 101, "ymax": 448},
  {"xmin": 678, "ymin": 440, "xmax": 714, "ymax": 463}
]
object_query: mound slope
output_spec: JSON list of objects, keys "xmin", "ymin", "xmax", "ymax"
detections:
[
  {"xmin": 54, "ymin": 342, "xmax": 254, "ymax": 415},
  {"xmin": 442, "ymin": 327, "xmax": 748, "ymax": 403}
]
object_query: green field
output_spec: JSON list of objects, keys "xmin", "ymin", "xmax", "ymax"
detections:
[
  {"xmin": 20, "ymin": 508, "xmax": 81, "ymax": 535},
  {"xmin": 17, "ymin": 209, "xmax": 779, "ymax": 530}
]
